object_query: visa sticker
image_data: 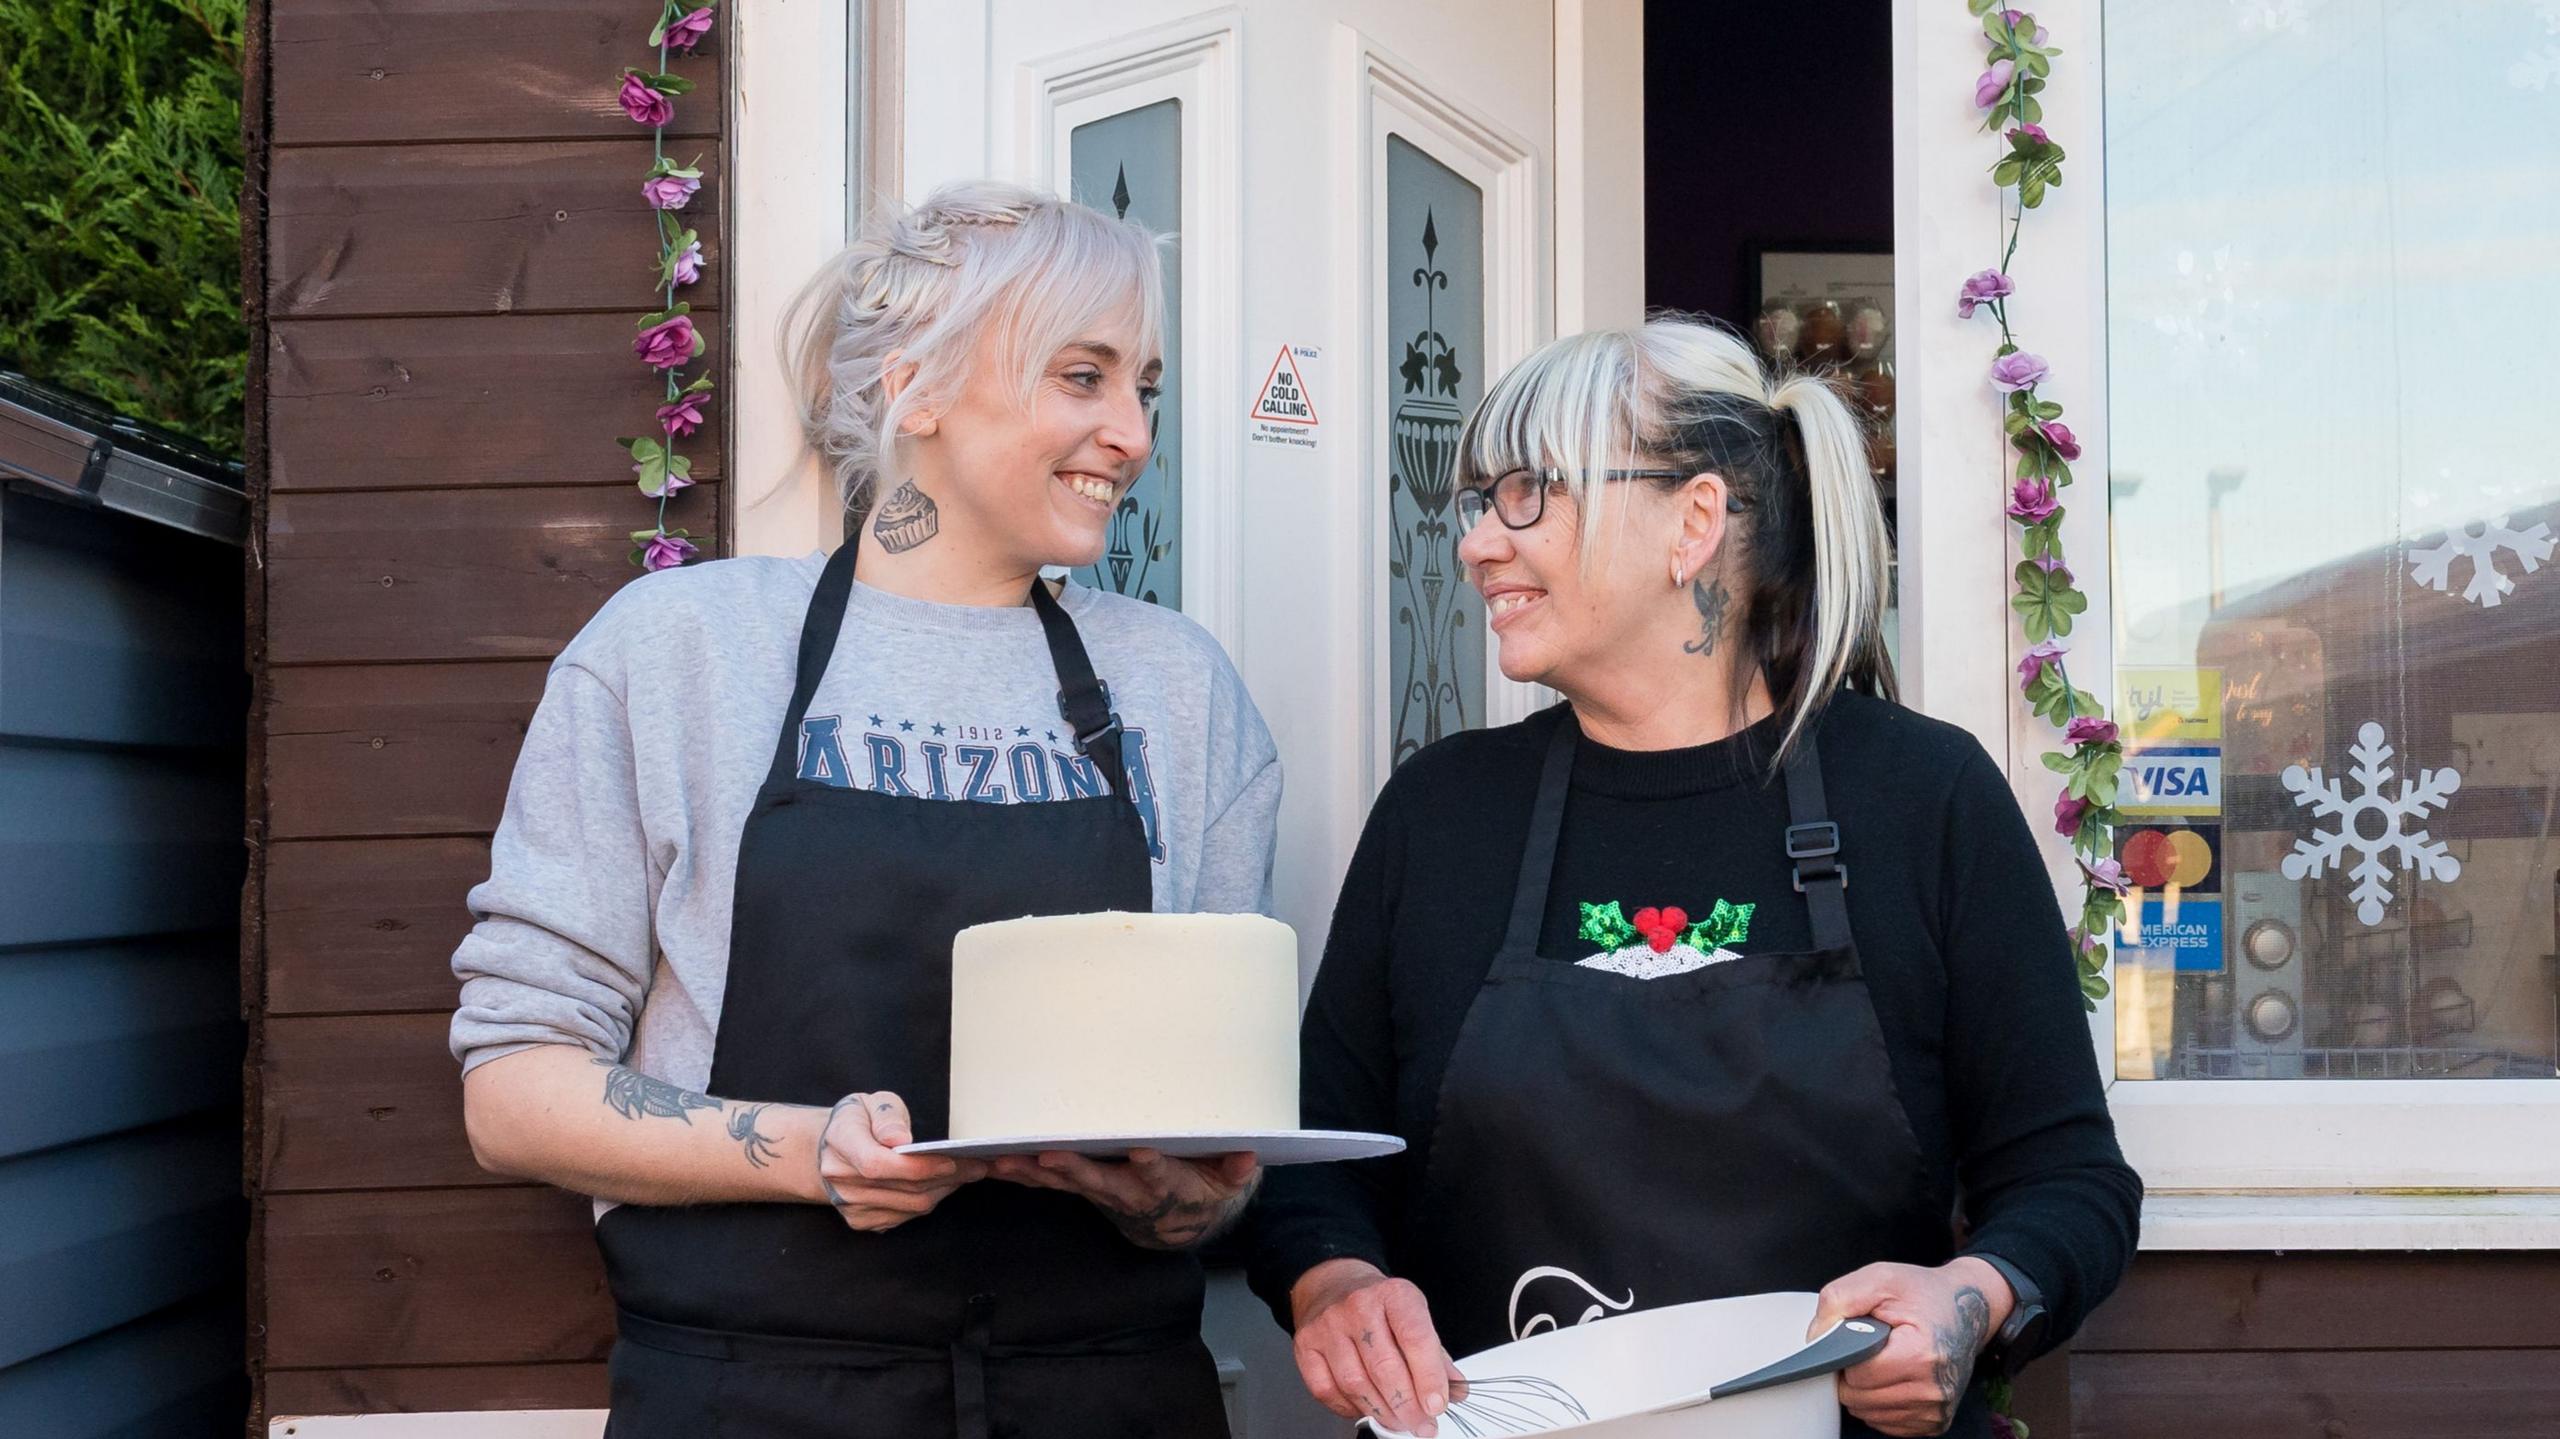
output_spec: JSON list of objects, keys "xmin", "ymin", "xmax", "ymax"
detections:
[{"xmin": 2119, "ymin": 746, "xmax": 2222, "ymax": 816}]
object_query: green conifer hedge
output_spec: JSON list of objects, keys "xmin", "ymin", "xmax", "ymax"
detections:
[{"xmin": 1, "ymin": 0, "xmax": 246, "ymax": 454}]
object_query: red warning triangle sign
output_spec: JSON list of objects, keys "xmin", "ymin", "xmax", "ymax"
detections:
[{"xmin": 1249, "ymin": 346, "xmax": 1319, "ymax": 426}]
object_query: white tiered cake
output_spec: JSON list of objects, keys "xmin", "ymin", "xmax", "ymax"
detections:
[{"xmin": 946, "ymin": 910, "xmax": 1300, "ymax": 1140}]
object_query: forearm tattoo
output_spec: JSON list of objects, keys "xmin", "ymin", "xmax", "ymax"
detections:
[
  {"xmin": 728, "ymin": 1104, "xmax": 782, "ymax": 1169},
  {"xmin": 1683, "ymin": 575, "xmax": 1731, "ymax": 657},
  {"xmin": 872, "ymin": 480, "xmax": 940, "ymax": 553},
  {"xmin": 1931, "ymin": 1285, "xmax": 1994, "ymax": 1423},
  {"xmin": 594, "ymin": 1058, "xmax": 721, "ymax": 1123}
]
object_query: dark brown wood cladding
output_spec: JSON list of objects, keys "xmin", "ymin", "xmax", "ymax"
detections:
[
  {"xmin": 263, "ymin": 1014, "xmax": 490, "ymax": 1192},
  {"xmin": 263, "ymin": 1187, "xmax": 613, "ymax": 1369},
  {"xmin": 267, "ymin": 1363, "xmax": 609, "ymax": 1419},
  {"xmin": 265, "ymin": 485, "xmax": 722, "ymax": 665},
  {"xmin": 269, "ymin": 314, "xmax": 726, "ymax": 491},
  {"xmin": 256, "ymin": 0, "xmax": 725, "ymax": 1414},
  {"xmin": 271, "ymin": 0, "xmax": 724, "ymax": 147},
  {"xmin": 269, "ymin": 142, "xmax": 724, "ymax": 317},
  {"xmin": 2072, "ymin": 1349, "xmax": 2560, "ymax": 1438},
  {"xmin": 267, "ymin": 661, "xmax": 546, "ymax": 838},
  {"xmin": 265, "ymin": 838, "xmax": 490, "ymax": 1015},
  {"xmin": 2075, "ymin": 1250, "xmax": 2560, "ymax": 1354}
]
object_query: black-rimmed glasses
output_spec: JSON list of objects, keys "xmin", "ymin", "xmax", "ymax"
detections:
[{"xmin": 1454, "ymin": 467, "xmax": 1695, "ymax": 534}]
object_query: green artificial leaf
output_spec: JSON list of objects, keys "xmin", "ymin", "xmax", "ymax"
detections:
[
  {"xmin": 2024, "ymin": 50, "xmax": 2051, "ymax": 78},
  {"xmin": 1969, "ymin": 0, "xmax": 1999, "ymax": 15},
  {"xmin": 2041, "ymin": 750, "xmax": 2076, "ymax": 774},
  {"xmin": 2032, "ymin": 399, "xmax": 2065, "ymax": 420},
  {"xmin": 2020, "ymin": 173, "xmax": 2047, "ymax": 209},
  {"xmin": 688, "ymin": 326, "xmax": 707, "ymax": 359},
  {"xmin": 1992, "ymin": 156, "xmax": 2024, "ymax": 188},
  {"xmin": 2024, "ymin": 96, "xmax": 2045, "ymax": 123},
  {"xmin": 648, "ymin": 18, "xmax": 670, "ymax": 46},
  {"xmin": 648, "ymin": 72, "xmax": 696, "ymax": 96},
  {"xmin": 1578, "ymin": 901, "xmax": 1635, "ymax": 950},
  {"xmin": 2012, "ymin": 559, "xmax": 2088, "ymax": 640},
  {"xmin": 683, "ymin": 372, "xmax": 716, "ymax": 394},
  {"xmin": 623, "ymin": 436, "xmax": 664, "ymax": 463},
  {"xmin": 2005, "ymin": 408, "xmax": 2034, "ymax": 437}
]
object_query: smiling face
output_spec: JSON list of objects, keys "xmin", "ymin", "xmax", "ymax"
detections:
[
  {"xmin": 1457, "ymin": 468, "xmax": 1715, "ymax": 693},
  {"xmin": 906, "ymin": 309, "xmax": 1162, "ymax": 572}
]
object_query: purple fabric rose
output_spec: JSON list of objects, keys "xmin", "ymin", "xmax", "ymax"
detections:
[
  {"xmin": 657, "ymin": 393, "xmax": 708, "ymax": 438},
  {"xmin": 2018, "ymin": 638, "xmax": 2067, "ymax": 689},
  {"xmin": 2008, "ymin": 123, "xmax": 2052, "ymax": 147},
  {"xmin": 1975, "ymin": 59, "xmax": 2017, "ymax": 110},
  {"xmin": 2007, "ymin": 477, "xmax": 2059, "ymax": 523},
  {"xmin": 2066, "ymin": 715, "xmax": 2120, "ymax": 746},
  {"xmin": 635, "ymin": 458, "xmax": 694, "ymax": 495},
  {"xmin": 2054, "ymin": 790, "xmax": 2090, "ymax": 839},
  {"xmin": 2038, "ymin": 420, "xmax": 2081, "ymax": 461},
  {"xmin": 671, "ymin": 238, "xmax": 705, "ymax": 286},
  {"xmin": 641, "ymin": 531, "xmax": 698, "ymax": 572},
  {"xmin": 1957, "ymin": 268, "xmax": 2014, "ymax": 319},
  {"xmin": 634, "ymin": 315, "xmax": 697, "ymax": 370},
  {"xmin": 1991, "ymin": 350, "xmax": 2050, "ymax": 392},
  {"xmin": 2081, "ymin": 856, "xmax": 2131, "ymax": 894},
  {"xmin": 643, "ymin": 174, "xmax": 701, "ymax": 210},
  {"xmin": 665, "ymin": 5, "xmax": 716, "ymax": 51},
  {"xmin": 618, "ymin": 73, "xmax": 672, "ymax": 127}
]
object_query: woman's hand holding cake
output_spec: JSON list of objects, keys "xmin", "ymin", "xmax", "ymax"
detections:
[
  {"xmin": 814, "ymin": 1090, "xmax": 987, "ymax": 1233},
  {"xmin": 990, "ymin": 1147, "xmax": 1259, "ymax": 1250}
]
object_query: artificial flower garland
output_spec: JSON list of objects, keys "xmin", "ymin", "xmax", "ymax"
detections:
[
  {"xmin": 1961, "ymin": 5, "xmax": 2121, "ymax": 1010},
  {"xmin": 616, "ymin": 0, "xmax": 720, "ymax": 571}
]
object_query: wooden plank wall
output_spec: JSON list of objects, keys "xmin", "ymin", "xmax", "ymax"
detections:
[
  {"xmin": 2018, "ymin": 1251, "xmax": 2560, "ymax": 1437},
  {"xmin": 252, "ymin": 0, "xmax": 728, "ymax": 1418}
]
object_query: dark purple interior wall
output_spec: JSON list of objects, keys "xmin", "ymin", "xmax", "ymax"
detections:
[{"xmin": 1644, "ymin": 1, "xmax": 1894, "ymax": 325}]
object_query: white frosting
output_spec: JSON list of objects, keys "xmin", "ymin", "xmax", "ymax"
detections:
[
  {"xmin": 1575, "ymin": 942, "xmax": 1740, "ymax": 980},
  {"xmin": 947, "ymin": 911, "xmax": 1300, "ymax": 1138}
]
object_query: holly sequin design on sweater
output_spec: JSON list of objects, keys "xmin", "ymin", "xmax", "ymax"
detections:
[{"xmin": 1574, "ymin": 898, "xmax": 1755, "ymax": 979}]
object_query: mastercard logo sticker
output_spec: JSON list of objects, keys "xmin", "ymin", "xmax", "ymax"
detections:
[{"xmin": 2121, "ymin": 826, "xmax": 2214, "ymax": 889}]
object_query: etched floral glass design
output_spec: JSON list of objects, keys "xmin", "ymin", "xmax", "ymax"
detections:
[
  {"xmin": 1386, "ymin": 136, "xmax": 1486, "ymax": 767},
  {"xmin": 1070, "ymin": 100, "xmax": 1181, "ymax": 607}
]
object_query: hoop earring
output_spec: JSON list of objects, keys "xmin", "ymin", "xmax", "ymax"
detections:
[{"xmin": 1671, "ymin": 559, "xmax": 1687, "ymax": 589}]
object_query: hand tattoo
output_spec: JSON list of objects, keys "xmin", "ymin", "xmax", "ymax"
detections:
[
  {"xmin": 1683, "ymin": 575, "xmax": 1730, "ymax": 657},
  {"xmin": 1104, "ymin": 1172, "xmax": 1259, "ymax": 1251},
  {"xmin": 1931, "ymin": 1285, "xmax": 1993, "ymax": 1425},
  {"xmin": 872, "ymin": 480, "xmax": 940, "ymax": 553},
  {"xmin": 728, "ymin": 1104, "xmax": 782, "ymax": 1168},
  {"xmin": 594, "ymin": 1059, "xmax": 720, "ymax": 1124}
]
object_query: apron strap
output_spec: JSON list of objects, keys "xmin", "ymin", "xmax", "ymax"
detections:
[
  {"xmin": 1780, "ymin": 734, "xmax": 1853, "ymax": 953},
  {"xmin": 1501, "ymin": 712, "xmax": 1582, "ymax": 952},
  {"xmin": 763, "ymin": 532, "xmax": 1131, "ymax": 800},
  {"xmin": 767, "ymin": 536, "xmax": 863, "ymax": 786},
  {"xmin": 1030, "ymin": 579, "xmax": 1130, "ymax": 798}
]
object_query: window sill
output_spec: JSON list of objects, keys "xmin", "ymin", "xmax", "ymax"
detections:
[{"xmin": 2140, "ymin": 1191, "xmax": 2560, "ymax": 1251}]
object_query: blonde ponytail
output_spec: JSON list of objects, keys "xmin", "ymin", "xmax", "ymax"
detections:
[{"xmin": 1768, "ymin": 374, "xmax": 1897, "ymax": 756}]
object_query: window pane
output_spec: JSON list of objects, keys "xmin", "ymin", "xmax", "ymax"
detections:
[
  {"xmin": 1386, "ymin": 135, "xmax": 1487, "ymax": 767},
  {"xmin": 2105, "ymin": 0, "xmax": 2560, "ymax": 1080},
  {"xmin": 1070, "ymin": 100, "xmax": 1182, "ymax": 608}
]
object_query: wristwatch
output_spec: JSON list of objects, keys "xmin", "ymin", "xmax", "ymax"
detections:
[{"xmin": 1969, "ymin": 1252, "xmax": 2050, "ymax": 1378}]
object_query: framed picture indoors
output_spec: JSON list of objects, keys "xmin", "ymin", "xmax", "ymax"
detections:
[{"xmin": 1747, "ymin": 245, "xmax": 1896, "ymax": 502}]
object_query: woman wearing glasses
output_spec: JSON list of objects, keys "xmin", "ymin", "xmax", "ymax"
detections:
[{"xmin": 1249, "ymin": 318, "xmax": 2137, "ymax": 1439}]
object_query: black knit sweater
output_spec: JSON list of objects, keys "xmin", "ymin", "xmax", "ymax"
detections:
[{"xmin": 1246, "ymin": 693, "xmax": 2140, "ymax": 1360}]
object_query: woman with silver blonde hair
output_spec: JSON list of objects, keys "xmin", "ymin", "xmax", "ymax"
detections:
[
  {"xmin": 452, "ymin": 180, "xmax": 1278, "ymax": 1437},
  {"xmin": 1252, "ymin": 318, "xmax": 2136, "ymax": 1439}
]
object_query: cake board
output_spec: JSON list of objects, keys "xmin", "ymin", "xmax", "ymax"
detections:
[{"xmin": 899, "ymin": 1129, "xmax": 1406, "ymax": 1165}]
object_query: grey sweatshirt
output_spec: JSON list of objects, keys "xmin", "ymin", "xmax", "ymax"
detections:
[{"xmin": 448, "ymin": 551, "xmax": 1282, "ymax": 1106}]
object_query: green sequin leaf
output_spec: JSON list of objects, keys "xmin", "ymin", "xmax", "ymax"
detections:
[
  {"xmin": 1578, "ymin": 900, "xmax": 1635, "ymax": 950},
  {"xmin": 1681, "ymin": 897, "xmax": 1756, "ymax": 952}
]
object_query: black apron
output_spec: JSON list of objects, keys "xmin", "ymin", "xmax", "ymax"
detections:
[
  {"xmin": 1401, "ymin": 712, "xmax": 1986, "ymax": 1439},
  {"xmin": 595, "ymin": 537, "xmax": 1229, "ymax": 1439}
]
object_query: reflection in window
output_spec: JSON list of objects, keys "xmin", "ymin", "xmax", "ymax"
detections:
[
  {"xmin": 1070, "ymin": 101, "xmax": 1182, "ymax": 608},
  {"xmin": 2105, "ymin": 1, "xmax": 2560, "ymax": 1080},
  {"xmin": 1386, "ymin": 136, "xmax": 1487, "ymax": 767}
]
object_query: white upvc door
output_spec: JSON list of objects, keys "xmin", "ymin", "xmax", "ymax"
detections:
[
  {"xmin": 739, "ymin": 0, "xmax": 1599, "ymax": 985},
  {"xmin": 1892, "ymin": 0, "xmax": 2560, "ymax": 1237}
]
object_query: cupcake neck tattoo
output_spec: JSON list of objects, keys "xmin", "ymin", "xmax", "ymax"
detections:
[{"xmin": 872, "ymin": 480, "xmax": 941, "ymax": 553}]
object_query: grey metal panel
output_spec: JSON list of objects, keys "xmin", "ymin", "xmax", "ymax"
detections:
[
  {"xmin": 1200, "ymin": 1267, "xmax": 1351, "ymax": 1439},
  {"xmin": 0, "ymin": 1117, "xmax": 242, "ymax": 1369},
  {"xmin": 0, "ymin": 746, "xmax": 241, "ymax": 949},
  {"xmin": 0, "ymin": 488, "xmax": 244, "ymax": 749},
  {"xmin": 0, "ymin": 938, "xmax": 240, "ymax": 1160},
  {"xmin": 0, "ymin": 1293, "xmax": 245, "ymax": 1439}
]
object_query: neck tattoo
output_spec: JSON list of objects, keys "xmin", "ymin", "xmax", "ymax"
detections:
[
  {"xmin": 1683, "ymin": 575, "xmax": 1731, "ymax": 657},
  {"xmin": 872, "ymin": 480, "xmax": 941, "ymax": 553}
]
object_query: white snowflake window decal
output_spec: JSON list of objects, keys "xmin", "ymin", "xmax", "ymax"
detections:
[
  {"xmin": 2279, "ymin": 721, "xmax": 2463, "ymax": 926},
  {"xmin": 2407, "ymin": 517, "xmax": 2554, "ymax": 608}
]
